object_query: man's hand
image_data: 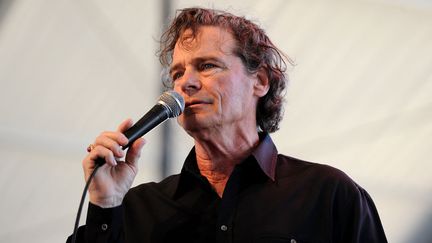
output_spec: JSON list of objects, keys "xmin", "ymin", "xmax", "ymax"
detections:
[{"xmin": 82, "ymin": 119, "xmax": 146, "ymax": 208}]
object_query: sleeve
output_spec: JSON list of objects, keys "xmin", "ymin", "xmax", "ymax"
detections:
[
  {"xmin": 66, "ymin": 203, "xmax": 124, "ymax": 243},
  {"xmin": 333, "ymin": 180, "xmax": 388, "ymax": 243}
]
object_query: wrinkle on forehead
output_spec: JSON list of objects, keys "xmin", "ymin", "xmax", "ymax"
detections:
[{"xmin": 175, "ymin": 26, "xmax": 237, "ymax": 56}]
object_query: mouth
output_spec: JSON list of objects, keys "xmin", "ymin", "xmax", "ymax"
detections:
[{"xmin": 185, "ymin": 99, "xmax": 211, "ymax": 108}]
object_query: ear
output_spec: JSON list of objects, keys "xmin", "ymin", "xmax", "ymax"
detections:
[{"xmin": 253, "ymin": 67, "xmax": 270, "ymax": 97}]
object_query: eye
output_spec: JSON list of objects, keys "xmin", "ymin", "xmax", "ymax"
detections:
[
  {"xmin": 199, "ymin": 63, "xmax": 217, "ymax": 70},
  {"xmin": 172, "ymin": 72, "xmax": 184, "ymax": 81}
]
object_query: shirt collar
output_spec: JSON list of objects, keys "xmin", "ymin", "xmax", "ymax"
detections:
[
  {"xmin": 174, "ymin": 133, "xmax": 278, "ymax": 198},
  {"xmin": 252, "ymin": 133, "xmax": 278, "ymax": 181}
]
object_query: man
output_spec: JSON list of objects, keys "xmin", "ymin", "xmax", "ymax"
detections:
[{"xmin": 69, "ymin": 7, "xmax": 387, "ymax": 243}]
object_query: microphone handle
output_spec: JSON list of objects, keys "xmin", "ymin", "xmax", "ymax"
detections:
[
  {"xmin": 94, "ymin": 104, "xmax": 169, "ymax": 166},
  {"xmin": 123, "ymin": 103, "xmax": 169, "ymax": 149}
]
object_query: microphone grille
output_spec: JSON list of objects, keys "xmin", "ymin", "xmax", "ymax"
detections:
[{"xmin": 158, "ymin": 91, "xmax": 185, "ymax": 118}]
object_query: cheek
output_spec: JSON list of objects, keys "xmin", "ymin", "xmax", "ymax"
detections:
[
  {"xmin": 172, "ymin": 83, "xmax": 182, "ymax": 94},
  {"xmin": 218, "ymin": 89, "xmax": 246, "ymax": 113}
]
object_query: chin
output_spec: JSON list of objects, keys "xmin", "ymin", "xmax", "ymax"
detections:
[{"xmin": 178, "ymin": 116, "xmax": 214, "ymax": 134}]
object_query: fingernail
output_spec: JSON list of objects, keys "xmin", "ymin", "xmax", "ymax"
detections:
[{"xmin": 118, "ymin": 149, "xmax": 125, "ymax": 157}]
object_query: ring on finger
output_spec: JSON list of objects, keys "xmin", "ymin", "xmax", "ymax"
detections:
[{"xmin": 87, "ymin": 144, "xmax": 95, "ymax": 153}]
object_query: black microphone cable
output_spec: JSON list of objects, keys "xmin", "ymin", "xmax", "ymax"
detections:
[{"xmin": 71, "ymin": 158, "xmax": 104, "ymax": 243}]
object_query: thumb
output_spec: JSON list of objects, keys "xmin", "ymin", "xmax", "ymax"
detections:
[{"xmin": 125, "ymin": 137, "xmax": 146, "ymax": 169}]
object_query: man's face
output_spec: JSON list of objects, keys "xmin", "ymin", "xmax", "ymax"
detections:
[{"xmin": 170, "ymin": 26, "xmax": 260, "ymax": 135}]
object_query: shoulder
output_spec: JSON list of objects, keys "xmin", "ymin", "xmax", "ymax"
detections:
[
  {"xmin": 276, "ymin": 154, "xmax": 380, "ymax": 213},
  {"xmin": 275, "ymin": 154, "xmax": 367, "ymax": 199},
  {"xmin": 276, "ymin": 154, "xmax": 354, "ymax": 183}
]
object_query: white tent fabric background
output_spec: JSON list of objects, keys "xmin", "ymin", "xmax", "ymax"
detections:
[{"xmin": 0, "ymin": 0, "xmax": 431, "ymax": 242}]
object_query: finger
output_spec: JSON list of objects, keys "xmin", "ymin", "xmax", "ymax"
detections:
[
  {"xmin": 117, "ymin": 118, "xmax": 134, "ymax": 133},
  {"xmin": 87, "ymin": 145, "xmax": 118, "ymax": 167},
  {"xmin": 125, "ymin": 137, "xmax": 146, "ymax": 168},
  {"xmin": 82, "ymin": 146, "xmax": 117, "ymax": 181},
  {"xmin": 94, "ymin": 134, "xmax": 126, "ymax": 158},
  {"xmin": 96, "ymin": 131, "xmax": 128, "ymax": 148}
]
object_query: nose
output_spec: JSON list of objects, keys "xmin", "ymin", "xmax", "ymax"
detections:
[{"xmin": 175, "ymin": 69, "xmax": 201, "ymax": 96}]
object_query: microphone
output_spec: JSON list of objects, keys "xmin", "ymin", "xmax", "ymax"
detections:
[
  {"xmin": 122, "ymin": 90, "xmax": 185, "ymax": 149},
  {"xmin": 94, "ymin": 91, "xmax": 184, "ymax": 166}
]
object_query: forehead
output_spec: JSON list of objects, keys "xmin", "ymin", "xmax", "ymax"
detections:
[{"xmin": 173, "ymin": 26, "xmax": 237, "ymax": 58}]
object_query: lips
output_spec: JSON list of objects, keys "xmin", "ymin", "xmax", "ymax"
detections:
[{"xmin": 185, "ymin": 99, "xmax": 212, "ymax": 108}]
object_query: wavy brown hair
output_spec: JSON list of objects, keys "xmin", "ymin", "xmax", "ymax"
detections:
[{"xmin": 159, "ymin": 7, "xmax": 293, "ymax": 133}]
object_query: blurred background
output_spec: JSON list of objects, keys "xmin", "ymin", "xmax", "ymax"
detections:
[{"xmin": 0, "ymin": 0, "xmax": 431, "ymax": 242}]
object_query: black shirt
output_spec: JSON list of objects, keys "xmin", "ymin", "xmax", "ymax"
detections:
[{"xmin": 68, "ymin": 134, "xmax": 387, "ymax": 243}]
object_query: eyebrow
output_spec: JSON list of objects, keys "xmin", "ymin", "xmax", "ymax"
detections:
[{"xmin": 169, "ymin": 63, "xmax": 183, "ymax": 77}]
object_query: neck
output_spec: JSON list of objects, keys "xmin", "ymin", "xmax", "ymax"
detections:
[{"xmin": 192, "ymin": 127, "xmax": 260, "ymax": 197}]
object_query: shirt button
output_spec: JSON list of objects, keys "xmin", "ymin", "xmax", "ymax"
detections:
[
  {"xmin": 101, "ymin": 223, "xmax": 108, "ymax": 231},
  {"xmin": 220, "ymin": 225, "xmax": 228, "ymax": 231},
  {"xmin": 290, "ymin": 239, "xmax": 297, "ymax": 243}
]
